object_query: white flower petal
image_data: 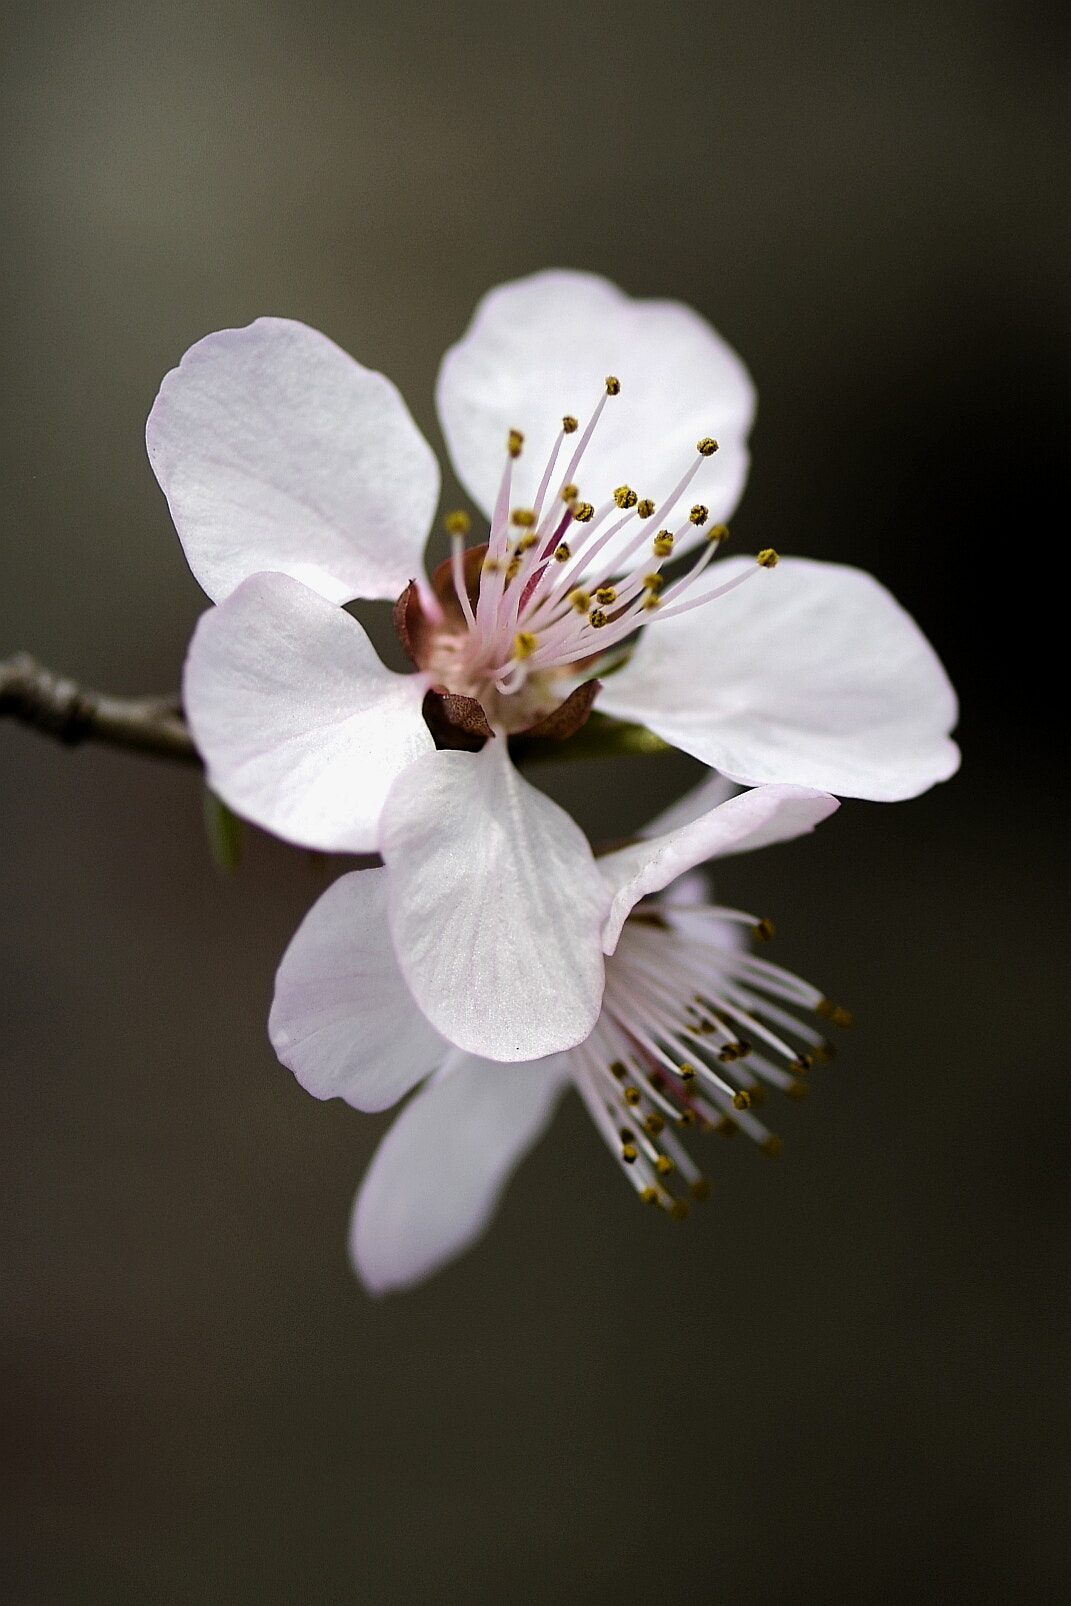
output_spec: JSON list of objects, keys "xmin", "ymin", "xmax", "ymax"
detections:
[
  {"xmin": 599, "ymin": 784, "xmax": 839, "ymax": 954},
  {"xmin": 351, "ymin": 1051, "xmax": 568, "ymax": 1294},
  {"xmin": 269, "ymin": 867, "xmax": 447, "ymax": 1112},
  {"xmin": 379, "ymin": 738, "xmax": 608, "ymax": 1061},
  {"xmin": 599, "ymin": 556, "xmax": 960, "ymax": 801},
  {"xmin": 183, "ymin": 572, "xmax": 434, "ymax": 853},
  {"xmin": 436, "ymin": 270, "xmax": 755, "ymax": 570},
  {"xmin": 147, "ymin": 317, "xmax": 440, "ymax": 604}
]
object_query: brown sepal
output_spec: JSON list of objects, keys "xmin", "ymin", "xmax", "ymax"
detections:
[
  {"xmin": 520, "ymin": 679, "xmax": 602, "ymax": 742},
  {"xmin": 428, "ymin": 543, "xmax": 487, "ymax": 622},
  {"xmin": 422, "ymin": 688, "xmax": 495, "ymax": 752},
  {"xmin": 393, "ymin": 580, "xmax": 434, "ymax": 667}
]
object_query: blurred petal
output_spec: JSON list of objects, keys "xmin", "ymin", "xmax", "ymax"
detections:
[
  {"xmin": 183, "ymin": 572, "xmax": 433, "ymax": 853},
  {"xmin": 436, "ymin": 270, "xmax": 755, "ymax": 570},
  {"xmin": 351, "ymin": 1052, "xmax": 568, "ymax": 1294},
  {"xmin": 380, "ymin": 739, "xmax": 608, "ymax": 1061},
  {"xmin": 147, "ymin": 317, "xmax": 440, "ymax": 603},
  {"xmin": 599, "ymin": 784, "xmax": 839, "ymax": 954},
  {"xmin": 599, "ymin": 557, "xmax": 960, "ymax": 801},
  {"xmin": 638, "ymin": 771, "xmax": 740, "ymax": 837},
  {"xmin": 269, "ymin": 867, "xmax": 447, "ymax": 1112}
]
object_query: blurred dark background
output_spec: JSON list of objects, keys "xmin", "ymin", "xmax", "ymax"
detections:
[{"xmin": 2, "ymin": 1, "xmax": 1068, "ymax": 1600}]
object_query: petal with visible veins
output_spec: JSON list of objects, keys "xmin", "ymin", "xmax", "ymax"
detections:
[
  {"xmin": 148, "ymin": 317, "xmax": 439, "ymax": 604},
  {"xmin": 183, "ymin": 572, "xmax": 433, "ymax": 853},
  {"xmin": 436, "ymin": 270, "xmax": 755, "ymax": 573},
  {"xmin": 599, "ymin": 556, "xmax": 960, "ymax": 801},
  {"xmin": 379, "ymin": 738, "xmax": 609, "ymax": 1060}
]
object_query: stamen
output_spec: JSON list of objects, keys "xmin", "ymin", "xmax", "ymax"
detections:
[
  {"xmin": 562, "ymin": 415, "xmax": 579, "ymax": 434},
  {"xmin": 444, "ymin": 509, "xmax": 471, "ymax": 536},
  {"xmin": 697, "ymin": 437, "xmax": 719, "ymax": 456},
  {"xmin": 757, "ymin": 548, "xmax": 779, "ymax": 567},
  {"xmin": 507, "ymin": 428, "xmax": 524, "ymax": 458}
]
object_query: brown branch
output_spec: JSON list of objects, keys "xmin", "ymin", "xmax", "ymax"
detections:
[{"xmin": 0, "ymin": 653, "xmax": 200, "ymax": 765}]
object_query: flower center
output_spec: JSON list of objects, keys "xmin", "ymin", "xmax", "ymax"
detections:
[
  {"xmin": 404, "ymin": 379, "xmax": 778, "ymax": 740},
  {"xmin": 569, "ymin": 900, "xmax": 851, "ymax": 1217}
]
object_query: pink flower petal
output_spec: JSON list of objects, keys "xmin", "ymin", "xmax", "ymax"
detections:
[
  {"xmin": 379, "ymin": 738, "xmax": 609, "ymax": 1060},
  {"xmin": 599, "ymin": 557, "xmax": 960, "ymax": 801},
  {"xmin": 184, "ymin": 572, "xmax": 433, "ymax": 853},
  {"xmin": 148, "ymin": 317, "xmax": 439, "ymax": 603},
  {"xmin": 269, "ymin": 868, "xmax": 447, "ymax": 1112},
  {"xmin": 436, "ymin": 270, "xmax": 755, "ymax": 573},
  {"xmin": 351, "ymin": 1051, "xmax": 568, "ymax": 1294},
  {"xmin": 598, "ymin": 784, "xmax": 840, "ymax": 954}
]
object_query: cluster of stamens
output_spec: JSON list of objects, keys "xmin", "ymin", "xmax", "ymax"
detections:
[
  {"xmin": 569, "ymin": 901, "xmax": 851, "ymax": 1218},
  {"xmin": 435, "ymin": 377, "xmax": 778, "ymax": 726}
]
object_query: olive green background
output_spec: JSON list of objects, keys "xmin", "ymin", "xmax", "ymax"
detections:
[{"xmin": 2, "ymin": 2, "xmax": 1068, "ymax": 1600}]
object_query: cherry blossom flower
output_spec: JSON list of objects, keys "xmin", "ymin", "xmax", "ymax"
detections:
[
  {"xmin": 268, "ymin": 778, "xmax": 845, "ymax": 1293},
  {"xmin": 148, "ymin": 269, "xmax": 958, "ymax": 1058}
]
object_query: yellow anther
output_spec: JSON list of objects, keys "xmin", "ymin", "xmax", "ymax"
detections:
[
  {"xmin": 643, "ymin": 572, "xmax": 665, "ymax": 592},
  {"xmin": 505, "ymin": 556, "xmax": 521, "ymax": 580},
  {"xmin": 816, "ymin": 999, "xmax": 853, "ymax": 1028},
  {"xmin": 562, "ymin": 415, "xmax": 579, "ymax": 434},
  {"xmin": 640, "ymin": 1185, "xmax": 659, "ymax": 1206},
  {"xmin": 516, "ymin": 533, "xmax": 538, "ymax": 551},
  {"xmin": 636, "ymin": 499, "xmax": 655, "ymax": 518},
  {"xmin": 747, "ymin": 1083, "xmax": 766, "ymax": 1106},
  {"xmin": 481, "ymin": 555, "xmax": 501, "ymax": 573},
  {"xmin": 679, "ymin": 1063, "xmax": 697, "ymax": 1081},
  {"xmin": 718, "ymin": 1042, "xmax": 742, "ymax": 1063},
  {"xmin": 652, "ymin": 530, "xmax": 674, "ymax": 557},
  {"xmin": 655, "ymin": 1155, "xmax": 675, "ymax": 1177},
  {"xmin": 595, "ymin": 585, "xmax": 617, "ymax": 605},
  {"xmin": 621, "ymin": 1142, "xmax": 638, "ymax": 1164},
  {"xmin": 605, "ymin": 375, "xmax": 621, "ymax": 395},
  {"xmin": 572, "ymin": 501, "xmax": 595, "ymax": 523},
  {"xmin": 641, "ymin": 593, "xmax": 661, "ymax": 610},
  {"xmin": 510, "ymin": 507, "xmax": 537, "ymax": 527},
  {"xmin": 444, "ymin": 509, "xmax": 471, "ymax": 536},
  {"xmin": 689, "ymin": 504, "xmax": 710, "ymax": 526},
  {"xmin": 792, "ymin": 1053, "xmax": 813, "ymax": 1073},
  {"xmin": 786, "ymin": 1079, "xmax": 809, "ymax": 1101},
  {"xmin": 708, "ymin": 522, "xmax": 729, "ymax": 543},
  {"xmin": 677, "ymin": 1109, "xmax": 696, "ymax": 1128},
  {"xmin": 554, "ymin": 542, "xmax": 571, "ymax": 562},
  {"xmin": 668, "ymin": 1198, "xmax": 690, "ymax": 1221},
  {"xmin": 697, "ymin": 436, "xmax": 719, "ymax": 456},
  {"xmin": 623, "ymin": 1086, "xmax": 641, "ymax": 1106},
  {"xmin": 752, "ymin": 917, "xmax": 775, "ymax": 941},
  {"xmin": 814, "ymin": 1040, "xmax": 836, "ymax": 1063},
  {"xmin": 731, "ymin": 1090, "xmax": 751, "ymax": 1111},
  {"xmin": 689, "ymin": 1177, "xmax": 712, "ymax": 1201},
  {"xmin": 761, "ymin": 1134, "xmax": 784, "ymax": 1158},
  {"xmin": 716, "ymin": 1116, "xmax": 738, "ymax": 1137},
  {"xmin": 613, "ymin": 485, "xmax": 638, "ymax": 510},
  {"xmin": 513, "ymin": 631, "xmax": 538, "ymax": 659},
  {"xmin": 588, "ymin": 608, "xmax": 608, "ymax": 628},
  {"xmin": 570, "ymin": 589, "xmax": 591, "ymax": 612},
  {"xmin": 507, "ymin": 429, "xmax": 524, "ymax": 458},
  {"xmin": 757, "ymin": 548, "xmax": 779, "ymax": 568},
  {"xmin": 609, "ymin": 1060, "xmax": 627, "ymax": 1079},
  {"xmin": 643, "ymin": 1113, "xmax": 664, "ymax": 1137}
]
